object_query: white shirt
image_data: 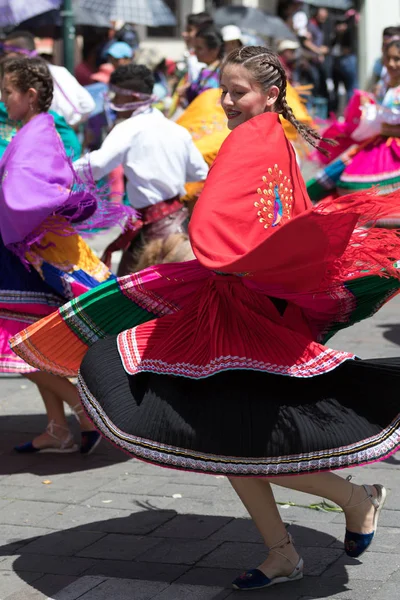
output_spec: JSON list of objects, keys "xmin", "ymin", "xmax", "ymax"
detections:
[
  {"xmin": 292, "ymin": 10, "xmax": 308, "ymax": 38},
  {"xmin": 49, "ymin": 64, "xmax": 96, "ymax": 127},
  {"xmin": 74, "ymin": 107, "xmax": 209, "ymax": 209},
  {"xmin": 185, "ymin": 51, "xmax": 205, "ymax": 84}
]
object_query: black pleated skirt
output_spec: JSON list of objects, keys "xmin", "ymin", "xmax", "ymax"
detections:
[{"xmin": 78, "ymin": 336, "xmax": 400, "ymax": 476}]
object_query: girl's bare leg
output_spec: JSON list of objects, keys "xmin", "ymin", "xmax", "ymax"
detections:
[
  {"xmin": 26, "ymin": 372, "xmax": 95, "ymax": 435},
  {"xmin": 269, "ymin": 472, "xmax": 380, "ymax": 534},
  {"xmin": 24, "ymin": 383, "xmax": 72, "ymax": 449},
  {"xmin": 230, "ymin": 471, "xmax": 381, "ymax": 577},
  {"xmin": 229, "ymin": 478, "xmax": 300, "ymax": 578}
]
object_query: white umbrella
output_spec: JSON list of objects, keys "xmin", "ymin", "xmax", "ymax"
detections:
[
  {"xmin": 78, "ymin": 0, "xmax": 176, "ymax": 27},
  {"xmin": 0, "ymin": 0, "xmax": 61, "ymax": 27},
  {"xmin": 302, "ymin": 0, "xmax": 353, "ymax": 9}
]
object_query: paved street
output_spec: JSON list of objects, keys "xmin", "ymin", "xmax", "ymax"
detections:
[{"xmin": 1, "ymin": 226, "xmax": 400, "ymax": 600}]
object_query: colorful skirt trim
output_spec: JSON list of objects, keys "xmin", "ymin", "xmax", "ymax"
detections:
[
  {"xmin": 77, "ymin": 339, "xmax": 400, "ymax": 476},
  {"xmin": 1, "ymin": 225, "xmax": 113, "ymax": 374}
]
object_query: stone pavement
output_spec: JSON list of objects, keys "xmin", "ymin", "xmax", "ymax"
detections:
[{"xmin": 1, "ymin": 228, "xmax": 400, "ymax": 599}]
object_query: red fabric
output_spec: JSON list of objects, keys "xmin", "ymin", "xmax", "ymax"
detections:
[
  {"xmin": 190, "ymin": 112, "xmax": 400, "ymax": 294},
  {"xmin": 109, "ymin": 165, "xmax": 125, "ymax": 203},
  {"xmin": 115, "ymin": 114, "xmax": 400, "ymax": 378}
]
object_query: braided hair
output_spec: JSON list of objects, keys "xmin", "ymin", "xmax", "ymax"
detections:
[
  {"xmin": 196, "ymin": 26, "xmax": 225, "ymax": 60},
  {"xmin": 221, "ymin": 46, "xmax": 334, "ymax": 155},
  {"xmin": 2, "ymin": 56, "xmax": 53, "ymax": 112}
]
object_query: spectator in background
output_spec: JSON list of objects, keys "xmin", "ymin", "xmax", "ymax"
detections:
[
  {"xmin": 114, "ymin": 23, "xmax": 140, "ymax": 54},
  {"xmin": 134, "ymin": 46, "xmax": 172, "ymax": 108},
  {"xmin": 301, "ymin": 7, "xmax": 330, "ymax": 101},
  {"xmin": 99, "ymin": 22, "xmax": 140, "ymax": 64},
  {"xmin": 3, "ymin": 30, "xmax": 95, "ymax": 127},
  {"xmin": 277, "ymin": 39, "xmax": 300, "ymax": 84},
  {"xmin": 308, "ymin": 8, "xmax": 330, "ymax": 56},
  {"xmin": 181, "ymin": 11, "xmax": 214, "ymax": 84},
  {"xmin": 370, "ymin": 26, "xmax": 400, "ymax": 91},
  {"xmin": 288, "ymin": 1, "xmax": 309, "ymax": 38},
  {"xmin": 90, "ymin": 41, "xmax": 133, "ymax": 86},
  {"xmin": 75, "ymin": 44, "xmax": 98, "ymax": 86},
  {"xmin": 221, "ymin": 25, "xmax": 244, "ymax": 55},
  {"xmin": 331, "ymin": 10, "xmax": 359, "ymax": 112},
  {"xmin": 186, "ymin": 27, "xmax": 224, "ymax": 105},
  {"xmin": 107, "ymin": 42, "xmax": 134, "ymax": 69}
]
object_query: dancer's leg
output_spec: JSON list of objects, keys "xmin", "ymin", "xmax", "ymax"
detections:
[
  {"xmin": 269, "ymin": 472, "xmax": 379, "ymax": 534},
  {"xmin": 20, "ymin": 375, "xmax": 74, "ymax": 449},
  {"xmin": 229, "ymin": 478, "xmax": 300, "ymax": 578},
  {"xmin": 26, "ymin": 372, "xmax": 95, "ymax": 432}
]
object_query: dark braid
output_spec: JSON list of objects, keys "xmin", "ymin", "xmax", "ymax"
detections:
[
  {"xmin": 2, "ymin": 56, "xmax": 53, "ymax": 112},
  {"xmin": 221, "ymin": 46, "xmax": 335, "ymax": 155}
]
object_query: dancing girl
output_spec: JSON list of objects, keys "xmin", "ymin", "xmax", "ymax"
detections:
[{"xmin": 11, "ymin": 48, "xmax": 400, "ymax": 589}]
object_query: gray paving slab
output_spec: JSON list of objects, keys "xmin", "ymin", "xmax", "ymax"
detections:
[
  {"xmin": 0, "ymin": 484, "xmax": 95, "ymax": 505},
  {"xmin": 0, "ymin": 524, "xmax": 54, "ymax": 549},
  {"xmin": 287, "ymin": 521, "xmax": 346, "ymax": 548},
  {"xmin": 372, "ymin": 581, "xmax": 400, "ymax": 600},
  {"xmin": 0, "ymin": 500, "xmax": 13, "ymax": 513},
  {"xmin": 0, "ymin": 500, "xmax": 68, "ymax": 527},
  {"xmin": 41, "ymin": 505, "xmax": 133, "ymax": 532},
  {"xmin": 76, "ymin": 533, "xmax": 161, "ymax": 561},
  {"xmin": 3, "ymin": 575, "xmax": 76, "ymax": 600},
  {"xmin": 82, "ymin": 491, "xmax": 174, "ymax": 511},
  {"xmin": 175, "ymin": 567, "xmax": 247, "ymax": 589},
  {"xmin": 0, "ymin": 570, "xmax": 43, "ymax": 599},
  {"xmin": 148, "ymin": 483, "xmax": 221, "ymax": 500},
  {"xmin": 137, "ymin": 538, "xmax": 222, "ymax": 566},
  {"xmin": 83, "ymin": 560, "xmax": 189, "ymax": 582},
  {"xmin": 208, "ymin": 518, "xmax": 265, "ymax": 544},
  {"xmin": 0, "ymin": 554, "xmax": 97, "ymax": 576},
  {"xmin": 71, "ymin": 578, "xmax": 168, "ymax": 600},
  {"xmin": 150, "ymin": 515, "xmax": 232, "ymax": 540},
  {"xmin": 45, "ymin": 505, "xmax": 177, "ymax": 536},
  {"xmin": 100, "ymin": 474, "xmax": 171, "ymax": 495},
  {"xmin": 197, "ymin": 541, "xmax": 266, "ymax": 570},
  {"xmin": 321, "ymin": 551, "xmax": 400, "ymax": 580},
  {"xmin": 224, "ymin": 577, "xmax": 383, "ymax": 599},
  {"xmin": 166, "ymin": 497, "xmax": 249, "ymax": 518},
  {"xmin": 151, "ymin": 583, "xmax": 231, "ymax": 599},
  {"xmin": 49, "ymin": 576, "xmax": 106, "ymax": 600},
  {"xmin": 18, "ymin": 531, "xmax": 106, "ymax": 557},
  {"xmin": 388, "ymin": 567, "xmax": 400, "ymax": 581}
]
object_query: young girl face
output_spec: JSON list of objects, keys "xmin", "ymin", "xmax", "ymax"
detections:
[
  {"xmin": 193, "ymin": 37, "xmax": 220, "ymax": 65},
  {"xmin": 220, "ymin": 64, "xmax": 279, "ymax": 130},
  {"xmin": 385, "ymin": 44, "xmax": 400, "ymax": 83},
  {"xmin": 1, "ymin": 73, "xmax": 33, "ymax": 122}
]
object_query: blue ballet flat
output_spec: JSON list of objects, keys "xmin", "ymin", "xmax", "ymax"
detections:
[
  {"xmin": 80, "ymin": 430, "xmax": 102, "ymax": 455},
  {"xmin": 14, "ymin": 422, "xmax": 78, "ymax": 454},
  {"xmin": 232, "ymin": 533, "xmax": 303, "ymax": 591},
  {"xmin": 232, "ymin": 559, "xmax": 303, "ymax": 591},
  {"xmin": 344, "ymin": 484, "xmax": 387, "ymax": 558},
  {"xmin": 14, "ymin": 441, "xmax": 42, "ymax": 453},
  {"xmin": 14, "ymin": 440, "xmax": 78, "ymax": 454}
]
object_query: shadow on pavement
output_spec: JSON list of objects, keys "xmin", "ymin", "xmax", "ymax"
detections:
[
  {"xmin": 0, "ymin": 414, "xmax": 130, "ymax": 475},
  {"xmin": 378, "ymin": 323, "xmax": 400, "ymax": 347},
  {"xmin": 0, "ymin": 510, "xmax": 352, "ymax": 597}
]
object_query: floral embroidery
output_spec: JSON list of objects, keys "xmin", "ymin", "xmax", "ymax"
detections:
[{"xmin": 254, "ymin": 164, "xmax": 293, "ymax": 229}]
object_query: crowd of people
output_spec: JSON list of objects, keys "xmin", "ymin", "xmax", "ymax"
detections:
[
  {"xmin": 277, "ymin": 0, "xmax": 359, "ymax": 115},
  {"xmin": 1, "ymin": 6, "xmax": 400, "ymax": 594}
]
